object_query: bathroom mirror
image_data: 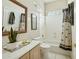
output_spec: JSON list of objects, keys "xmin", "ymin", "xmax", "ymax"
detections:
[
  {"xmin": 31, "ymin": 13, "xmax": 37, "ymax": 30},
  {"xmin": 2, "ymin": 0, "xmax": 27, "ymax": 36}
]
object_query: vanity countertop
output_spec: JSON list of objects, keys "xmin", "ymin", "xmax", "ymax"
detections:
[{"xmin": 2, "ymin": 40, "xmax": 40, "ymax": 59}]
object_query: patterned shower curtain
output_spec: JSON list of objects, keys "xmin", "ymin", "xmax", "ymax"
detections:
[{"xmin": 59, "ymin": 8, "xmax": 72, "ymax": 51}]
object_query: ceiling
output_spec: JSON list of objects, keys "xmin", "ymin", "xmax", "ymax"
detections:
[
  {"xmin": 43, "ymin": 0, "xmax": 57, "ymax": 3},
  {"xmin": 43, "ymin": 0, "xmax": 74, "ymax": 3}
]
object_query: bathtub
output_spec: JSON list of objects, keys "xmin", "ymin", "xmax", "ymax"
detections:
[
  {"xmin": 40, "ymin": 42, "xmax": 71, "ymax": 59},
  {"xmin": 40, "ymin": 42, "xmax": 71, "ymax": 55}
]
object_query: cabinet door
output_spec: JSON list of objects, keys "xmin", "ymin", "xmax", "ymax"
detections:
[
  {"xmin": 30, "ymin": 45, "xmax": 41, "ymax": 59},
  {"xmin": 20, "ymin": 52, "xmax": 30, "ymax": 59}
]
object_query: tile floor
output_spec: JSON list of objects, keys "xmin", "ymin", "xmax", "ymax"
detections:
[
  {"xmin": 47, "ymin": 52, "xmax": 71, "ymax": 59},
  {"xmin": 43, "ymin": 52, "xmax": 71, "ymax": 59}
]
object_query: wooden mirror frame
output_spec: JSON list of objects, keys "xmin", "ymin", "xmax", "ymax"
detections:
[{"xmin": 2, "ymin": 0, "xmax": 27, "ymax": 36}]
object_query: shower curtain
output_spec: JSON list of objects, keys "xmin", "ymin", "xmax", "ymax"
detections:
[{"xmin": 60, "ymin": 8, "xmax": 72, "ymax": 51}]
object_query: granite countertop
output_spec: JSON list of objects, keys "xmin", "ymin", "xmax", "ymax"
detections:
[{"xmin": 2, "ymin": 40, "xmax": 40, "ymax": 59}]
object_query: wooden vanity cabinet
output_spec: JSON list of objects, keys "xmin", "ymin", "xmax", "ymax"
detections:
[
  {"xmin": 20, "ymin": 52, "xmax": 30, "ymax": 59},
  {"xmin": 19, "ymin": 45, "xmax": 41, "ymax": 59},
  {"xmin": 30, "ymin": 45, "xmax": 41, "ymax": 59}
]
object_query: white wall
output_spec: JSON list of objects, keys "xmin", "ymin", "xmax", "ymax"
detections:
[
  {"xmin": 2, "ymin": 0, "xmax": 45, "ymax": 46},
  {"xmin": 72, "ymin": 26, "xmax": 76, "ymax": 59},
  {"xmin": 45, "ymin": 0, "xmax": 68, "ymax": 15},
  {"xmin": 68, "ymin": 0, "xmax": 74, "ymax": 4}
]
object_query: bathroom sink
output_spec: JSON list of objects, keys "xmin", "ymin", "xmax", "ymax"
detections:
[{"xmin": 3, "ymin": 40, "xmax": 31, "ymax": 52}]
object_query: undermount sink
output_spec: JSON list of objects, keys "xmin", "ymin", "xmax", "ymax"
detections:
[{"xmin": 3, "ymin": 40, "xmax": 31, "ymax": 52}]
